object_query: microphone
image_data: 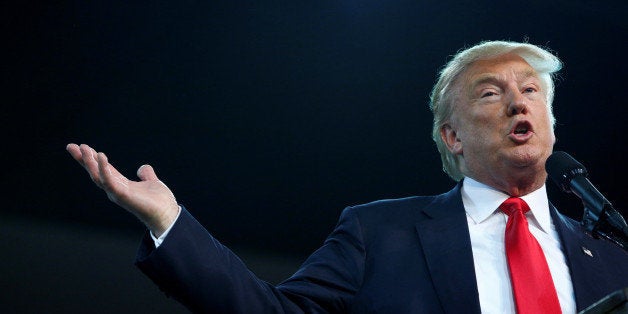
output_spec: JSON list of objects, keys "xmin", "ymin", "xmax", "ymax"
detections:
[
  {"xmin": 546, "ymin": 151, "xmax": 628, "ymax": 249},
  {"xmin": 546, "ymin": 151, "xmax": 611, "ymax": 216}
]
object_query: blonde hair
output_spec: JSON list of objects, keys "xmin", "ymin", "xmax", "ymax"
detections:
[{"xmin": 429, "ymin": 41, "xmax": 562, "ymax": 181}]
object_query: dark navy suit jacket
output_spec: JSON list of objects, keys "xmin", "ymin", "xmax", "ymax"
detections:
[{"xmin": 136, "ymin": 183, "xmax": 628, "ymax": 313}]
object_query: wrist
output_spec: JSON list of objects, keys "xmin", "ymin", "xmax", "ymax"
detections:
[{"xmin": 148, "ymin": 204, "xmax": 181, "ymax": 238}]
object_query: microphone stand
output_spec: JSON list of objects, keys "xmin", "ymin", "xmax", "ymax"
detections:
[{"xmin": 581, "ymin": 203, "xmax": 628, "ymax": 253}]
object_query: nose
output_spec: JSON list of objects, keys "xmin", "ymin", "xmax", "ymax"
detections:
[{"xmin": 507, "ymin": 90, "xmax": 528, "ymax": 116}]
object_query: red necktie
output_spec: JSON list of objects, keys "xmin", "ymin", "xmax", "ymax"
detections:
[{"xmin": 500, "ymin": 197, "xmax": 561, "ymax": 314}]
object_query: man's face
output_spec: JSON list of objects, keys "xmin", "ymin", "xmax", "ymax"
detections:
[{"xmin": 441, "ymin": 53, "xmax": 556, "ymax": 189}]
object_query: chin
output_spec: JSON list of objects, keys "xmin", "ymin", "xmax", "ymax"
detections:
[{"xmin": 507, "ymin": 147, "xmax": 545, "ymax": 168}]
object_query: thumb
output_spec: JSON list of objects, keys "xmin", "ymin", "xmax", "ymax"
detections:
[{"xmin": 137, "ymin": 164, "xmax": 159, "ymax": 181}]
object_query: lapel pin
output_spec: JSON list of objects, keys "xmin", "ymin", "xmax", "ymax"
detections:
[{"xmin": 581, "ymin": 246, "xmax": 593, "ymax": 257}]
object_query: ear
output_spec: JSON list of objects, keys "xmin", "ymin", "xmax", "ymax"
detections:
[{"xmin": 440, "ymin": 124, "xmax": 463, "ymax": 156}]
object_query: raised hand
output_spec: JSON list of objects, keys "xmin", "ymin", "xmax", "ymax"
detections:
[{"xmin": 66, "ymin": 143, "xmax": 180, "ymax": 237}]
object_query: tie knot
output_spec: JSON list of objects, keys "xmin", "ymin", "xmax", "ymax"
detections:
[{"xmin": 499, "ymin": 197, "xmax": 530, "ymax": 216}]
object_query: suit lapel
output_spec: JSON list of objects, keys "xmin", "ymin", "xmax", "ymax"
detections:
[
  {"xmin": 550, "ymin": 205, "xmax": 607, "ymax": 310},
  {"xmin": 415, "ymin": 184, "xmax": 481, "ymax": 314}
]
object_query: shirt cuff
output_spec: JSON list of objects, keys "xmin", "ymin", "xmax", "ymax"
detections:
[{"xmin": 150, "ymin": 205, "xmax": 182, "ymax": 248}]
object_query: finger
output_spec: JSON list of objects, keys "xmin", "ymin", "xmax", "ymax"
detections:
[
  {"xmin": 96, "ymin": 152, "xmax": 112, "ymax": 189},
  {"xmin": 97, "ymin": 152, "xmax": 129, "ymax": 191},
  {"xmin": 66, "ymin": 143, "xmax": 83, "ymax": 164},
  {"xmin": 79, "ymin": 144, "xmax": 102, "ymax": 186},
  {"xmin": 99, "ymin": 153, "xmax": 129, "ymax": 183},
  {"xmin": 137, "ymin": 164, "xmax": 159, "ymax": 181}
]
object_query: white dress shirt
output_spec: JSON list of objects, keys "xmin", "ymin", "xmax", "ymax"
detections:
[{"xmin": 462, "ymin": 177, "xmax": 576, "ymax": 313}]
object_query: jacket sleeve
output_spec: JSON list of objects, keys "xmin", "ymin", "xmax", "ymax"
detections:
[{"xmin": 135, "ymin": 206, "xmax": 365, "ymax": 313}]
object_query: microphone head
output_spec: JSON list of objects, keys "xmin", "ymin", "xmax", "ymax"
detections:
[{"xmin": 545, "ymin": 151, "xmax": 588, "ymax": 193}]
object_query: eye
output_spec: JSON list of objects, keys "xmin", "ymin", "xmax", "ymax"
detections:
[
  {"xmin": 523, "ymin": 86, "xmax": 537, "ymax": 93},
  {"xmin": 481, "ymin": 91, "xmax": 497, "ymax": 98}
]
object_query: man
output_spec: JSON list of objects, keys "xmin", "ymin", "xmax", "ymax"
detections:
[{"xmin": 67, "ymin": 40, "xmax": 628, "ymax": 313}]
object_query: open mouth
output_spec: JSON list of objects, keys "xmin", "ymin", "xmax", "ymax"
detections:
[
  {"xmin": 511, "ymin": 121, "xmax": 532, "ymax": 135},
  {"xmin": 508, "ymin": 121, "xmax": 534, "ymax": 143},
  {"xmin": 514, "ymin": 126, "xmax": 528, "ymax": 134}
]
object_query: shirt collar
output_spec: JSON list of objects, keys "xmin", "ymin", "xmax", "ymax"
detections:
[{"xmin": 461, "ymin": 177, "xmax": 552, "ymax": 234}]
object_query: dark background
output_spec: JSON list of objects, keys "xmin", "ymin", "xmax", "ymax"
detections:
[{"xmin": 2, "ymin": 0, "xmax": 626, "ymax": 312}]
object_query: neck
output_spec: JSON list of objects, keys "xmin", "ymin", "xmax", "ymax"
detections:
[{"xmin": 466, "ymin": 169, "xmax": 547, "ymax": 197}]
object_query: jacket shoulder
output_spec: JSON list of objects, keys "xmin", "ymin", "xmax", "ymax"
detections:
[{"xmin": 343, "ymin": 187, "xmax": 459, "ymax": 224}]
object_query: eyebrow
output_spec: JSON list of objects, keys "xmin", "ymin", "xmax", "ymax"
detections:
[{"xmin": 469, "ymin": 69, "xmax": 538, "ymax": 90}]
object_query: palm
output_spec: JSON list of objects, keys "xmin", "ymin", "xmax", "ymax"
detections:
[
  {"xmin": 67, "ymin": 143, "xmax": 179, "ymax": 235},
  {"xmin": 105, "ymin": 170, "xmax": 175, "ymax": 223}
]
